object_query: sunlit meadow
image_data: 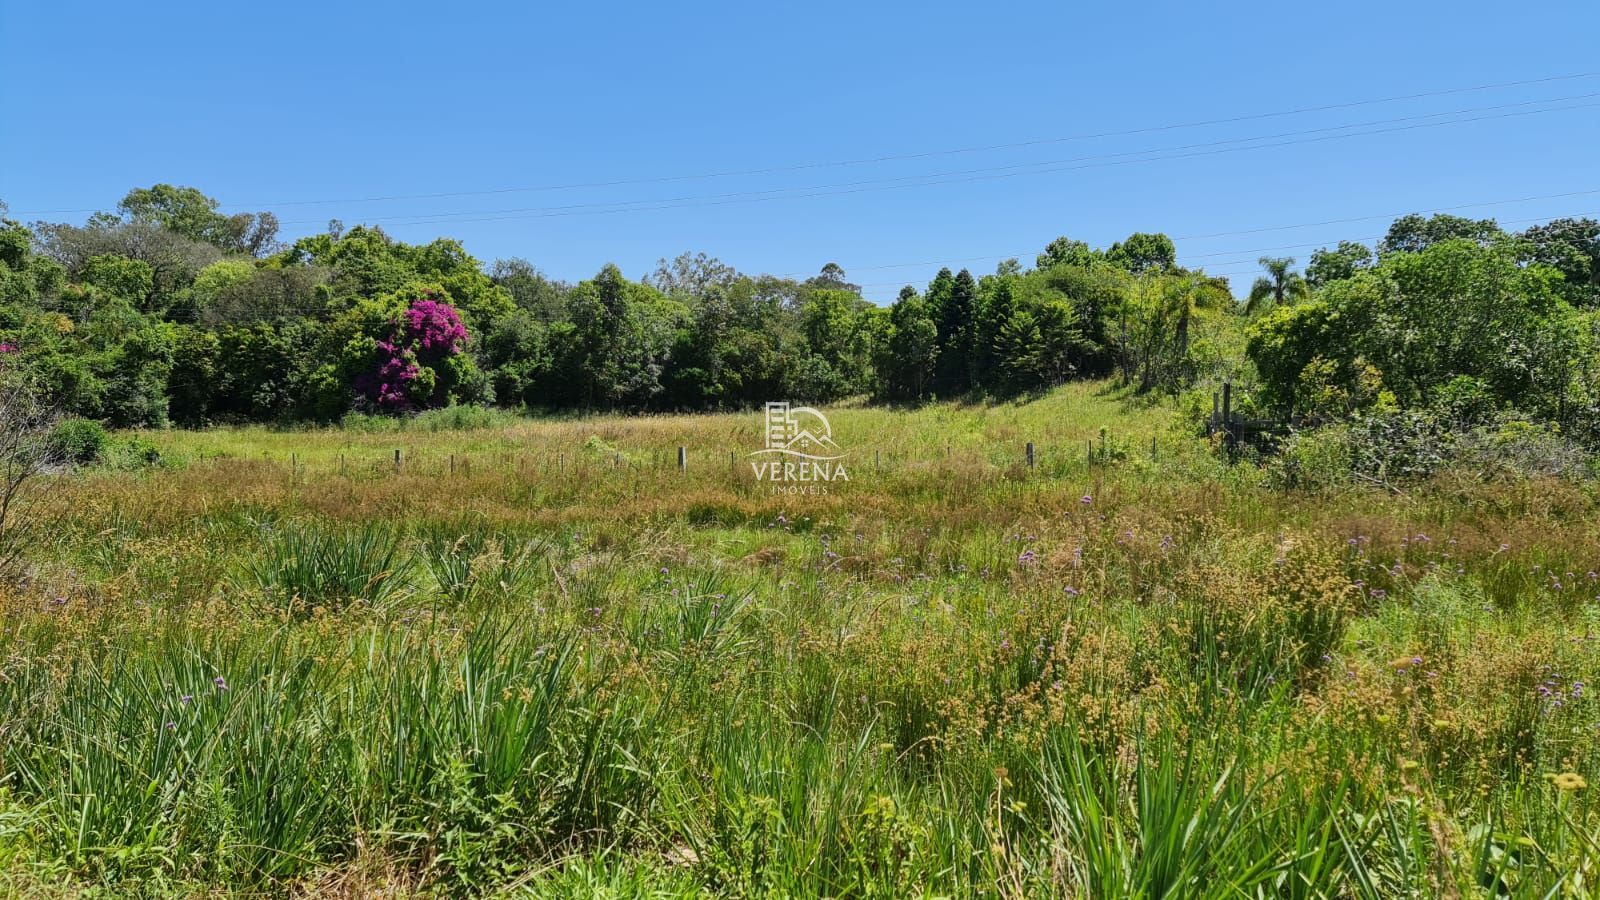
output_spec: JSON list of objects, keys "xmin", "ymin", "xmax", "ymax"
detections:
[{"xmin": 1, "ymin": 381, "xmax": 1597, "ymax": 897}]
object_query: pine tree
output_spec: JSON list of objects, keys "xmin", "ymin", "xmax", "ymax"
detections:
[
  {"xmin": 877, "ymin": 286, "xmax": 938, "ymax": 401},
  {"xmin": 933, "ymin": 269, "xmax": 977, "ymax": 396}
]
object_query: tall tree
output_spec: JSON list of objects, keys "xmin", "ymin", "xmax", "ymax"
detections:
[
  {"xmin": 1245, "ymin": 256, "xmax": 1310, "ymax": 314},
  {"xmin": 1106, "ymin": 232, "xmax": 1176, "ymax": 275},
  {"xmin": 118, "ymin": 184, "xmax": 280, "ymax": 257},
  {"xmin": 1379, "ymin": 213, "xmax": 1503, "ymax": 257},
  {"xmin": 1519, "ymin": 217, "xmax": 1600, "ymax": 307},
  {"xmin": 1036, "ymin": 236, "xmax": 1100, "ymax": 270},
  {"xmin": 647, "ymin": 251, "xmax": 739, "ymax": 298},
  {"xmin": 875, "ymin": 286, "xmax": 939, "ymax": 402},
  {"xmin": 932, "ymin": 269, "xmax": 978, "ymax": 396},
  {"xmin": 1305, "ymin": 241, "xmax": 1374, "ymax": 288},
  {"xmin": 805, "ymin": 262, "xmax": 860, "ymax": 294}
]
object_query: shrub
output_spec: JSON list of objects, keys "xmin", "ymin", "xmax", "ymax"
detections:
[
  {"xmin": 412, "ymin": 404, "xmax": 514, "ymax": 432},
  {"xmin": 415, "ymin": 522, "xmax": 549, "ymax": 605},
  {"xmin": 103, "ymin": 435, "xmax": 162, "ymax": 469},
  {"xmin": 1267, "ymin": 424, "xmax": 1356, "ymax": 490},
  {"xmin": 242, "ymin": 521, "xmax": 408, "ymax": 614},
  {"xmin": 45, "ymin": 418, "xmax": 106, "ymax": 465}
]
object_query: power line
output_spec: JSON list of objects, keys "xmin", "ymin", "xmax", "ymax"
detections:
[
  {"xmin": 279, "ymin": 92, "xmax": 1598, "ymax": 228},
  {"xmin": 13, "ymin": 70, "xmax": 1600, "ymax": 216},
  {"xmin": 297, "ymin": 98, "xmax": 1600, "ymax": 230},
  {"xmin": 769, "ymin": 194, "xmax": 1600, "ymax": 280},
  {"xmin": 845, "ymin": 209, "xmax": 1598, "ymax": 296}
]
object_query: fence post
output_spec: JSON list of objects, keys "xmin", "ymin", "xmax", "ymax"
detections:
[
  {"xmin": 1025, "ymin": 442, "xmax": 1035, "ymax": 469},
  {"xmin": 1221, "ymin": 382, "xmax": 1234, "ymax": 454},
  {"xmin": 1151, "ymin": 436, "xmax": 1157, "ymax": 460},
  {"xmin": 875, "ymin": 449, "xmax": 880, "ymax": 473},
  {"xmin": 450, "ymin": 454, "xmax": 456, "ymax": 476},
  {"xmin": 394, "ymin": 448, "xmax": 402, "ymax": 474},
  {"xmin": 678, "ymin": 446, "xmax": 687, "ymax": 473},
  {"xmin": 339, "ymin": 453, "xmax": 346, "ymax": 476}
]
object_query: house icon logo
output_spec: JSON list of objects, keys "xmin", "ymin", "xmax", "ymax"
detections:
[{"xmin": 755, "ymin": 401, "xmax": 845, "ymax": 461}]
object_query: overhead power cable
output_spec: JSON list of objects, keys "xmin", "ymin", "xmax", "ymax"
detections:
[
  {"xmin": 288, "ymin": 98, "xmax": 1600, "ymax": 229},
  {"xmin": 11, "ymin": 70, "xmax": 1599, "ymax": 216}
]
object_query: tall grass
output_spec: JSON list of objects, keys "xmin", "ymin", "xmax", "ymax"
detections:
[
  {"xmin": 0, "ymin": 382, "xmax": 1596, "ymax": 894},
  {"xmin": 241, "ymin": 521, "xmax": 408, "ymax": 614}
]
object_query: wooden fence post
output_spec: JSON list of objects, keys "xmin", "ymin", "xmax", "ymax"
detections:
[
  {"xmin": 1221, "ymin": 382, "xmax": 1234, "ymax": 453},
  {"xmin": 394, "ymin": 448, "xmax": 402, "ymax": 474},
  {"xmin": 1025, "ymin": 442, "xmax": 1035, "ymax": 469},
  {"xmin": 678, "ymin": 446, "xmax": 687, "ymax": 473}
]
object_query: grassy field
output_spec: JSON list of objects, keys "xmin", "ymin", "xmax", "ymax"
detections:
[{"xmin": 2, "ymin": 381, "xmax": 1598, "ymax": 897}]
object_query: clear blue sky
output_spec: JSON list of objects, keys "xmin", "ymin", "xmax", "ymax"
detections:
[{"xmin": 3, "ymin": 1, "xmax": 1599, "ymax": 302}]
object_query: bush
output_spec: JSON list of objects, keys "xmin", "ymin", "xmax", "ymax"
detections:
[
  {"xmin": 1267, "ymin": 425, "xmax": 1356, "ymax": 490},
  {"xmin": 1268, "ymin": 410, "xmax": 1597, "ymax": 489},
  {"xmin": 46, "ymin": 418, "xmax": 106, "ymax": 465},
  {"xmin": 242, "ymin": 521, "xmax": 409, "ymax": 615},
  {"xmin": 103, "ymin": 435, "xmax": 162, "ymax": 469},
  {"xmin": 1455, "ymin": 419, "xmax": 1591, "ymax": 479},
  {"xmin": 338, "ymin": 411, "xmax": 397, "ymax": 434},
  {"xmin": 1264, "ymin": 410, "xmax": 1451, "ymax": 489},
  {"xmin": 411, "ymin": 404, "xmax": 514, "ymax": 432},
  {"xmin": 340, "ymin": 405, "xmax": 520, "ymax": 434}
]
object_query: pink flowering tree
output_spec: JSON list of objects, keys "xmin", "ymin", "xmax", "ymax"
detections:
[{"xmin": 354, "ymin": 294, "xmax": 477, "ymax": 412}]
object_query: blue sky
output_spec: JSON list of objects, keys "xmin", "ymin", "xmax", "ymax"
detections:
[{"xmin": 3, "ymin": 1, "xmax": 1599, "ymax": 302}]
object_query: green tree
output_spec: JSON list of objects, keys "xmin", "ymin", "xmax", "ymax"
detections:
[
  {"xmin": 81, "ymin": 254, "xmax": 155, "ymax": 307},
  {"xmin": 932, "ymin": 269, "xmax": 978, "ymax": 395},
  {"xmin": 875, "ymin": 286, "xmax": 939, "ymax": 402},
  {"xmin": 1244, "ymin": 256, "xmax": 1310, "ymax": 314},
  {"xmin": 118, "ymin": 184, "xmax": 280, "ymax": 256},
  {"xmin": 1519, "ymin": 217, "xmax": 1599, "ymax": 307},
  {"xmin": 492, "ymin": 258, "xmax": 571, "ymax": 322},
  {"xmin": 1106, "ymin": 232, "xmax": 1177, "ymax": 274},
  {"xmin": 1305, "ymin": 241, "xmax": 1374, "ymax": 288},
  {"xmin": 166, "ymin": 326, "xmax": 220, "ymax": 425},
  {"xmin": 1116, "ymin": 274, "xmax": 1205, "ymax": 394},
  {"xmin": 559, "ymin": 265, "xmax": 682, "ymax": 408},
  {"xmin": 1247, "ymin": 238, "xmax": 1581, "ymax": 418},
  {"xmin": 799, "ymin": 288, "xmax": 875, "ymax": 399},
  {"xmin": 1378, "ymin": 213, "xmax": 1503, "ymax": 257},
  {"xmin": 1036, "ymin": 236, "xmax": 1100, "ymax": 270}
]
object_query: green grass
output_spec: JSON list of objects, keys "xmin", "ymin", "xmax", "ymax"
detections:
[{"xmin": 0, "ymin": 381, "xmax": 1597, "ymax": 896}]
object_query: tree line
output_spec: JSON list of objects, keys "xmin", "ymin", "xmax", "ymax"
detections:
[{"xmin": 0, "ymin": 185, "xmax": 1597, "ymax": 441}]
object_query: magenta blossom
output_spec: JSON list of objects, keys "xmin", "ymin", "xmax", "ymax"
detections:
[
  {"xmin": 356, "ymin": 296, "xmax": 469, "ymax": 411},
  {"xmin": 403, "ymin": 298, "xmax": 467, "ymax": 359}
]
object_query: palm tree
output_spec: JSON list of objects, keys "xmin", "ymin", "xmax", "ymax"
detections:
[{"xmin": 1245, "ymin": 256, "xmax": 1310, "ymax": 314}]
